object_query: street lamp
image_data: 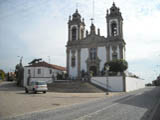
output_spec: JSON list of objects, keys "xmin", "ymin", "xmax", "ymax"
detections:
[
  {"xmin": 17, "ymin": 56, "xmax": 23, "ymax": 64},
  {"xmin": 105, "ymin": 65, "xmax": 110, "ymax": 95}
]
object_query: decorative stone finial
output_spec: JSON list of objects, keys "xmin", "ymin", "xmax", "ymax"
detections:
[
  {"xmin": 98, "ymin": 28, "xmax": 100, "ymax": 36},
  {"xmin": 82, "ymin": 18, "xmax": 84, "ymax": 22},
  {"xmin": 76, "ymin": 9, "xmax": 78, "ymax": 13},
  {"xmin": 113, "ymin": 2, "xmax": 115, "ymax": 6},
  {"xmin": 90, "ymin": 23, "xmax": 96, "ymax": 34},
  {"xmin": 86, "ymin": 30, "xmax": 88, "ymax": 36},
  {"xmin": 107, "ymin": 9, "xmax": 109, "ymax": 15}
]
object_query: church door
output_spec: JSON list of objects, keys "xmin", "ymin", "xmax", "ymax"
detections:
[{"xmin": 89, "ymin": 66, "xmax": 97, "ymax": 76}]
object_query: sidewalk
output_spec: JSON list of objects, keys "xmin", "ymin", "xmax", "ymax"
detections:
[{"xmin": 151, "ymin": 101, "xmax": 160, "ymax": 120}]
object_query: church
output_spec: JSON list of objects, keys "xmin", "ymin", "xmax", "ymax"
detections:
[{"xmin": 66, "ymin": 3, "xmax": 126, "ymax": 79}]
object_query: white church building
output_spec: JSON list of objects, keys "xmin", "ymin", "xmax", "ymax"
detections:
[{"xmin": 66, "ymin": 3, "xmax": 126, "ymax": 78}]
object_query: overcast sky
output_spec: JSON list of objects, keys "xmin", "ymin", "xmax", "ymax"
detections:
[{"xmin": 0, "ymin": 0, "xmax": 160, "ymax": 83}]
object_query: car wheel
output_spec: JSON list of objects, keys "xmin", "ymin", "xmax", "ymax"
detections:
[
  {"xmin": 43, "ymin": 91, "xmax": 46, "ymax": 93},
  {"xmin": 34, "ymin": 90, "xmax": 37, "ymax": 94},
  {"xmin": 25, "ymin": 88, "xmax": 28, "ymax": 93}
]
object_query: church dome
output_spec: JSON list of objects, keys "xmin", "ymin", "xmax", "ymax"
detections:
[
  {"xmin": 109, "ymin": 2, "xmax": 121, "ymax": 16},
  {"xmin": 72, "ymin": 9, "xmax": 81, "ymax": 21}
]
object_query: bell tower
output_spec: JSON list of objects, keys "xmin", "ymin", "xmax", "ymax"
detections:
[
  {"xmin": 106, "ymin": 2, "xmax": 123, "ymax": 38},
  {"xmin": 106, "ymin": 3, "xmax": 126, "ymax": 61},
  {"xmin": 68, "ymin": 9, "xmax": 85, "ymax": 42}
]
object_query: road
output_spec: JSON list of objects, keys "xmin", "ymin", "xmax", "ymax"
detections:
[{"xmin": 3, "ymin": 86, "xmax": 160, "ymax": 120}]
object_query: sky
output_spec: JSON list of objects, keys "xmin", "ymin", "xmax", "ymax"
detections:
[{"xmin": 0, "ymin": 0, "xmax": 160, "ymax": 83}]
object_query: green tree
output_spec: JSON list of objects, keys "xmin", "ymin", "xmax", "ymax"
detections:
[
  {"xmin": 0, "ymin": 70, "xmax": 5, "ymax": 80},
  {"xmin": 104, "ymin": 59, "xmax": 128, "ymax": 73}
]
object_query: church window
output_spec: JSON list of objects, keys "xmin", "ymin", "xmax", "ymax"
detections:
[
  {"xmin": 49, "ymin": 69, "xmax": 52, "ymax": 74},
  {"xmin": 28, "ymin": 69, "xmax": 30, "ymax": 74},
  {"xmin": 72, "ymin": 27, "xmax": 77, "ymax": 41},
  {"xmin": 90, "ymin": 48, "xmax": 97, "ymax": 60},
  {"xmin": 112, "ymin": 53, "xmax": 117, "ymax": 60},
  {"xmin": 71, "ymin": 57, "xmax": 76, "ymax": 67},
  {"xmin": 37, "ymin": 69, "xmax": 41, "ymax": 74},
  {"xmin": 111, "ymin": 22, "xmax": 117, "ymax": 36}
]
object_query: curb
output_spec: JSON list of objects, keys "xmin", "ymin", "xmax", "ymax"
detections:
[{"xmin": 148, "ymin": 99, "xmax": 160, "ymax": 120}]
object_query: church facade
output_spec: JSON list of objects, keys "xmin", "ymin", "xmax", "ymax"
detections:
[{"xmin": 66, "ymin": 3, "xmax": 126, "ymax": 78}]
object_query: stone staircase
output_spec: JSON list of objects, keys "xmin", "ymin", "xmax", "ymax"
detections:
[{"xmin": 47, "ymin": 81, "xmax": 105, "ymax": 93}]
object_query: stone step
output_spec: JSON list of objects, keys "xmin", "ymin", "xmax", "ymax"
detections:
[{"xmin": 48, "ymin": 82, "xmax": 105, "ymax": 93}]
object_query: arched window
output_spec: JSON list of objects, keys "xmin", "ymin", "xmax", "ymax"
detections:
[
  {"xmin": 90, "ymin": 48, "xmax": 96, "ymax": 60},
  {"xmin": 72, "ymin": 27, "xmax": 77, "ymax": 41},
  {"xmin": 111, "ymin": 22, "xmax": 117, "ymax": 36}
]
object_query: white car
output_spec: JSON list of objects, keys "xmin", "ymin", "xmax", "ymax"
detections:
[{"xmin": 25, "ymin": 81, "xmax": 48, "ymax": 94}]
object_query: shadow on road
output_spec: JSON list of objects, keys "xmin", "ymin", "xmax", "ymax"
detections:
[{"xmin": 113, "ymin": 87, "xmax": 160, "ymax": 120}]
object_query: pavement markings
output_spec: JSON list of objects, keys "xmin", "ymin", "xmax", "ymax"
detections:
[
  {"xmin": 1, "ymin": 96, "xmax": 106, "ymax": 120},
  {"xmin": 73, "ymin": 93, "xmax": 140, "ymax": 120},
  {"xmin": 74, "ymin": 103, "xmax": 119, "ymax": 120}
]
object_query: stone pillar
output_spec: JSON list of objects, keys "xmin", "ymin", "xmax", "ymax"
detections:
[
  {"xmin": 78, "ymin": 25, "xmax": 80, "ymax": 40},
  {"xmin": 106, "ymin": 45, "xmax": 110, "ymax": 62},
  {"xmin": 119, "ymin": 45, "xmax": 123, "ymax": 59},
  {"xmin": 77, "ymin": 48, "xmax": 81, "ymax": 78},
  {"xmin": 66, "ymin": 49, "xmax": 70, "ymax": 76},
  {"xmin": 68, "ymin": 26, "xmax": 70, "ymax": 41},
  {"xmin": 121, "ymin": 21, "xmax": 123, "ymax": 38},
  {"xmin": 107, "ymin": 20, "xmax": 109, "ymax": 37},
  {"xmin": 123, "ymin": 73, "xmax": 126, "ymax": 92},
  {"xmin": 97, "ymin": 28, "xmax": 100, "ymax": 36}
]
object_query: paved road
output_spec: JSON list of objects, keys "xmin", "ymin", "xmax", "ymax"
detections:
[
  {"xmin": 0, "ymin": 81, "xmax": 106, "ymax": 119},
  {"xmin": 3, "ymin": 86, "xmax": 160, "ymax": 120}
]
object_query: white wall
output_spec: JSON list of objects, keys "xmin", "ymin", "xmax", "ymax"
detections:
[
  {"xmin": 91, "ymin": 76, "xmax": 145, "ymax": 92},
  {"xmin": 69, "ymin": 50, "xmax": 78, "ymax": 78},
  {"xmin": 23, "ymin": 67, "xmax": 63, "ymax": 87},
  {"xmin": 81, "ymin": 48, "xmax": 88, "ymax": 72},
  {"xmin": 110, "ymin": 45, "xmax": 113, "ymax": 61},
  {"xmin": 97, "ymin": 47, "xmax": 106, "ymax": 71},
  {"xmin": 91, "ymin": 76, "xmax": 124, "ymax": 92},
  {"xmin": 125, "ymin": 77, "xmax": 145, "ymax": 92}
]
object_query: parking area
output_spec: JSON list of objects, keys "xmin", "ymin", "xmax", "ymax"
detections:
[{"xmin": 0, "ymin": 81, "xmax": 109, "ymax": 119}]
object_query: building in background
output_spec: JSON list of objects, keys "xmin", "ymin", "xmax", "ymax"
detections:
[
  {"xmin": 23, "ymin": 61, "xmax": 66, "ymax": 87},
  {"xmin": 66, "ymin": 3, "xmax": 126, "ymax": 79},
  {"xmin": 152, "ymin": 75, "xmax": 160, "ymax": 86}
]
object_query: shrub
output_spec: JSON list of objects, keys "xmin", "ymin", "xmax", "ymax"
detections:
[{"xmin": 104, "ymin": 59, "xmax": 128, "ymax": 73}]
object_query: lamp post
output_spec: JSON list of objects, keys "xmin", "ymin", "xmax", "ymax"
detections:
[{"xmin": 105, "ymin": 65, "xmax": 110, "ymax": 95}]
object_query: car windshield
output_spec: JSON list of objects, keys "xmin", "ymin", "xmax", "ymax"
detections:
[{"xmin": 36, "ymin": 82, "xmax": 46, "ymax": 85}]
